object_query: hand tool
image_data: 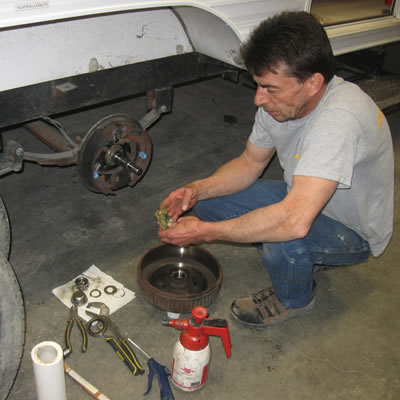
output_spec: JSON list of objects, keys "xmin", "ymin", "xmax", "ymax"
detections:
[
  {"xmin": 86, "ymin": 302, "xmax": 110, "ymax": 316},
  {"xmin": 63, "ymin": 305, "xmax": 88, "ymax": 358},
  {"xmin": 86, "ymin": 312, "xmax": 145, "ymax": 376},
  {"xmin": 127, "ymin": 338, "xmax": 174, "ymax": 400}
]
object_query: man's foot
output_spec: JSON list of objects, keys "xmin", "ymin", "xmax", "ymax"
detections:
[{"xmin": 230, "ymin": 286, "xmax": 315, "ymax": 328}]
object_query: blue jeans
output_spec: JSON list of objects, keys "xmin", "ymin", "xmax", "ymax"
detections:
[{"xmin": 195, "ymin": 180, "xmax": 371, "ymax": 309}]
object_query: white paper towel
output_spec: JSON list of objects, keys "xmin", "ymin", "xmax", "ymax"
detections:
[
  {"xmin": 52, "ymin": 265, "xmax": 135, "ymax": 321},
  {"xmin": 31, "ymin": 341, "xmax": 66, "ymax": 400}
]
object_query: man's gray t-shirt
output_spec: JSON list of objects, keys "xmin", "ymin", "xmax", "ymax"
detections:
[{"xmin": 249, "ymin": 76, "xmax": 394, "ymax": 256}]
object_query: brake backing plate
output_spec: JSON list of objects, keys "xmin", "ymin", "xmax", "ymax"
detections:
[{"xmin": 78, "ymin": 113, "xmax": 152, "ymax": 194}]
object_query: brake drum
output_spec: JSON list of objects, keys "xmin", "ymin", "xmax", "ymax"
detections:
[{"xmin": 137, "ymin": 244, "xmax": 223, "ymax": 313}]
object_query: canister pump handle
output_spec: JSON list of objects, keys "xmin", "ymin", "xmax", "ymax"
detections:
[{"xmin": 202, "ymin": 318, "xmax": 231, "ymax": 358}]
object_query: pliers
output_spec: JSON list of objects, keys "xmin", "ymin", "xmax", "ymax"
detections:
[
  {"xmin": 63, "ymin": 305, "xmax": 88, "ymax": 358},
  {"xmin": 86, "ymin": 312, "xmax": 145, "ymax": 376}
]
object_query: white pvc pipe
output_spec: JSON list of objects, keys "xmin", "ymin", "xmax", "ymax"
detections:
[{"xmin": 31, "ymin": 341, "xmax": 67, "ymax": 400}]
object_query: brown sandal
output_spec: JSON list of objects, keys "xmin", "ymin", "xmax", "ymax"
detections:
[{"xmin": 230, "ymin": 286, "xmax": 315, "ymax": 328}]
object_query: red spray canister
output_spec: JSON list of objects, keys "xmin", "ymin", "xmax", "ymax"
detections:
[{"xmin": 162, "ymin": 306, "xmax": 231, "ymax": 392}]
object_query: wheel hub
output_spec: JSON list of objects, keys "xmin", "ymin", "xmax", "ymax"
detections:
[
  {"xmin": 78, "ymin": 114, "xmax": 152, "ymax": 194},
  {"xmin": 148, "ymin": 261, "xmax": 210, "ymax": 295}
]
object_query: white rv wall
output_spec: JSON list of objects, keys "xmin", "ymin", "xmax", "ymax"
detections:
[{"xmin": 0, "ymin": 9, "xmax": 193, "ymax": 91}]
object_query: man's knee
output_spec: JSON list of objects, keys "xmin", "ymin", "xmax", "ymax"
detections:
[
  {"xmin": 194, "ymin": 199, "xmax": 220, "ymax": 222},
  {"xmin": 194, "ymin": 200, "xmax": 207, "ymax": 219},
  {"xmin": 262, "ymin": 241, "xmax": 304, "ymax": 265}
]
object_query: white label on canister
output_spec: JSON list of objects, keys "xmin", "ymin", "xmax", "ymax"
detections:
[{"xmin": 171, "ymin": 342, "xmax": 210, "ymax": 392}]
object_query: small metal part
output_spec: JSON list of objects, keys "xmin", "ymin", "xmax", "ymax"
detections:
[
  {"xmin": 86, "ymin": 302, "xmax": 110, "ymax": 316},
  {"xmin": 86, "ymin": 315, "xmax": 108, "ymax": 337},
  {"xmin": 105, "ymin": 145, "xmax": 143, "ymax": 176},
  {"xmin": 75, "ymin": 276, "xmax": 90, "ymax": 291},
  {"xmin": 112, "ymin": 288, "xmax": 126, "ymax": 298},
  {"xmin": 104, "ymin": 285, "xmax": 117, "ymax": 295},
  {"xmin": 127, "ymin": 338, "xmax": 151, "ymax": 360},
  {"xmin": 71, "ymin": 290, "xmax": 88, "ymax": 306},
  {"xmin": 90, "ymin": 289, "xmax": 102, "ymax": 298},
  {"xmin": 55, "ymin": 82, "xmax": 78, "ymax": 93},
  {"xmin": 154, "ymin": 207, "xmax": 174, "ymax": 230}
]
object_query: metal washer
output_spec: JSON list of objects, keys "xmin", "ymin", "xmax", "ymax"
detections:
[
  {"xmin": 104, "ymin": 285, "xmax": 117, "ymax": 295},
  {"xmin": 90, "ymin": 289, "xmax": 102, "ymax": 298}
]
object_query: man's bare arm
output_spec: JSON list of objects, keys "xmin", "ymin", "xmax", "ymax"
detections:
[
  {"xmin": 192, "ymin": 141, "xmax": 276, "ymax": 201},
  {"xmin": 161, "ymin": 141, "xmax": 276, "ymax": 218},
  {"xmin": 197, "ymin": 175, "xmax": 339, "ymax": 243}
]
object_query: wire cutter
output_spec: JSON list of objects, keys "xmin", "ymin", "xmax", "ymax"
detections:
[
  {"xmin": 86, "ymin": 312, "xmax": 145, "ymax": 376},
  {"xmin": 63, "ymin": 305, "xmax": 88, "ymax": 358}
]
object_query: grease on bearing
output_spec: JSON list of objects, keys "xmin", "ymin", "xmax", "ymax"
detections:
[{"xmin": 154, "ymin": 207, "xmax": 174, "ymax": 230}]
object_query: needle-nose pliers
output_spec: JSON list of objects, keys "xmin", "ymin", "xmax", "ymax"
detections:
[{"xmin": 63, "ymin": 305, "xmax": 88, "ymax": 358}]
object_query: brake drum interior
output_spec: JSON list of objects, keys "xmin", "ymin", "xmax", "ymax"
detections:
[{"xmin": 137, "ymin": 244, "xmax": 223, "ymax": 313}]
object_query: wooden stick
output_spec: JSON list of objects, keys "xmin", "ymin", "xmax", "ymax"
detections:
[{"xmin": 64, "ymin": 362, "xmax": 111, "ymax": 400}]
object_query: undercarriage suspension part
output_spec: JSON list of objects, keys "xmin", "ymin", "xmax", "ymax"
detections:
[
  {"xmin": 0, "ymin": 141, "xmax": 24, "ymax": 177},
  {"xmin": 78, "ymin": 114, "xmax": 152, "ymax": 194}
]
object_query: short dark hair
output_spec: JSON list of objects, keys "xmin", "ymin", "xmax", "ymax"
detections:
[{"xmin": 241, "ymin": 11, "xmax": 335, "ymax": 83}]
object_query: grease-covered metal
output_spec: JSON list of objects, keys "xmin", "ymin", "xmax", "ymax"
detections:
[{"xmin": 154, "ymin": 207, "xmax": 175, "ymax": 230}]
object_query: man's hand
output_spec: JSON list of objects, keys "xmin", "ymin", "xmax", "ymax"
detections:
[
  {"xmin": 158, "ymin": 216, "xmax": 207, "ymax": 247},
  {"xmin": 160, "ymin": 183, "xmax": 199, "ymax": 220}
]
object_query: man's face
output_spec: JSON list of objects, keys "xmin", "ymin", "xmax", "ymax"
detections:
[{"xmin": 253, "ymin": 66, "xmax": 315, "ymax": 122}]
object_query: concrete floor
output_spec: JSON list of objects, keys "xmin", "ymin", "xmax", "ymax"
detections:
[{"xmin": 1, "ymin": 72, "xmax": 399, "ymax": 400}]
